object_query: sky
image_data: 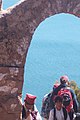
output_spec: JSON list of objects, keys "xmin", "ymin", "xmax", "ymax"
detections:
[
  {"xmin": 3, "ymin": 0, "xmax": 20, "ymax": 9},
  {"xmin": 33, "ymin": 14, "xmax": 80, "ymax": 43}
]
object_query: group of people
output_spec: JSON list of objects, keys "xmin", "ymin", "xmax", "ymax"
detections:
[
  {"xmin": 49, "ymin": 75, "xmax": 78, "ymax": 120},
  {"xmin": 21, "ymin": 75, "xmax": 80, "ymax": 120}
]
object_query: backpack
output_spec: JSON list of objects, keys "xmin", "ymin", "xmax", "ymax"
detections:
[
  {"xmin": 57, "ymin": 87, "xmax": 73, "ymax": 112},
  {"xmin": 41, "ymin": 92, "xmax": 54, "ymax": 119},
  {"xmin": 54, "ymin": 107, "xmax": 67, "ymax": 120},
  {"xmin": 41, "ymin": 83, "xmax": 60, "ymax": 119}
]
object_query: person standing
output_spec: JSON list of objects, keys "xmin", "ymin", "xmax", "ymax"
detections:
[
  {"xmin": 22, "ymin": 93, "xmax": 42, "ymax": 120},
  {"xmin": 49, "ymin": 95, "xmax": 70, "ymax": 120},
  {"xmin": 53, "ymin": 75, "xmax": 79, "ymax": 120},
  {"xmin": 41, "ymin": 81, "xmax": 60, "ymax": 120}
]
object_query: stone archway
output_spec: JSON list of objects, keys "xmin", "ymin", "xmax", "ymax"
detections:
[{"xmin": 0, "ymin": 0, "xmax": 80, "ymax": 119}]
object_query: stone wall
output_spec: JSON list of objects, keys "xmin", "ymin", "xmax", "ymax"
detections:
[
  {"xmin": 0, "ymin": 0, "xmax": 2, "ymax": 10},
  {"xmin": 0, "ymin": 0, "xmax": 80, "ymax": 119}
]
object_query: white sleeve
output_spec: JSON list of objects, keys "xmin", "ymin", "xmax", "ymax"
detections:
[
  {"xmin": 37, "ymin": 111, "xmax": 42, "ymax": 120},
  {"xmin": 49, "ymin": 109, "xmax": 54, "ymax": 120},
  {"xmin": 34, "ymin": 105, "xmax": 42, "ymax": 120}
]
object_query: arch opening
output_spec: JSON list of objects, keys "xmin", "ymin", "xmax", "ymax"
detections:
[{"xmin": 22, "ymin": 13, "xmax": 80, "ymax": 111}]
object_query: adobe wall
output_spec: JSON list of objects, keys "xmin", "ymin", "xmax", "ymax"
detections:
[{"xmin": 0, "ymin": 0, "xmax": 80, "ymax": 119}]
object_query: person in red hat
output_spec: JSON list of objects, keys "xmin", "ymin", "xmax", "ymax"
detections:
[
  {"xmin": 53, "ymin": 75, "xmax": 79, "ymax": 120},
  {"xmin": 22, "ymin": 93, "xmax": 42, "ymax": 120}
]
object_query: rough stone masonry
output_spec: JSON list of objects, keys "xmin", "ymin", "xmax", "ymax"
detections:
[{"xmin": 0, "ymin": 0, "xmax": 80, "ymax": 119}]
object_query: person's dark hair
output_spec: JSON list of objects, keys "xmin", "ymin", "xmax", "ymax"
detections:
[{"xmin": 54, "ymin": 95, "xmax": 63, "ymax": 103}]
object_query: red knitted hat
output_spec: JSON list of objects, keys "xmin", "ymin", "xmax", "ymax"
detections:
[
  {"xmin": 60, "ymin": 75, "xmax": 69, "ymax": 83},
  {"xmin": 24, "ymin": 93, "xmax": 37, "ymax": 105}
]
